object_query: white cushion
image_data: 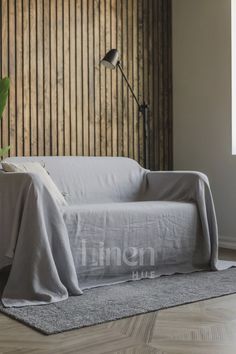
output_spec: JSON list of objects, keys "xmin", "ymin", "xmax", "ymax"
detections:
[{"xmin": 1, "ymin": 161, "xmax": 67, "ymax": 207}]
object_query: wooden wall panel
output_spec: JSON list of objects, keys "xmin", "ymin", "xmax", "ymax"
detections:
[{"xmin": 0, "ymin": 0, "xmax": 172, "ymax": 170}]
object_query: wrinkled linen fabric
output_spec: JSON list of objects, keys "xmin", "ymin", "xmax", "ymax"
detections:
[
  {"xmin": 64, "ymin": 201, "xmax": 207, "ymax": 290},
  {"xmin": 1, "ymin": 161, "xmax": 68, "ymax": 207},
  {"xmin": 0, "ymin": 156, "xmax": 228, "ymax": 307},
  {"xmin": 145, "ymin": 171, "xmax": 218, "ymax": 269},
  {"xmin": 0, "ymin": 172, "xmax": 82, "ymax": 307}
]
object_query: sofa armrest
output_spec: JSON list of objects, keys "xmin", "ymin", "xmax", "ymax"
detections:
[
  {"xmin": 144, "ymin": 170, "xmax": 218, "ymax": 268},
  {"xmin": 145, "ymin": 170, "xmax": 210, "ymax": 202}
]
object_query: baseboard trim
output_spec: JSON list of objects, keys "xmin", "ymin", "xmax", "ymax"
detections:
[{"xmin": 219, "ymin": 237, "xmax": 236, "ymax": 250}]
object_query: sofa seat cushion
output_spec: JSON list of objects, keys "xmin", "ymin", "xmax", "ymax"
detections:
[{"xmin": 63, "ymin": 201, "xmax": 209, "ymax": 289}]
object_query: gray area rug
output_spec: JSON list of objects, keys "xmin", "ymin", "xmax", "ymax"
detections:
[{"xmin": 1, "ymin": 268, "xmax": 236, "ymax": 335}]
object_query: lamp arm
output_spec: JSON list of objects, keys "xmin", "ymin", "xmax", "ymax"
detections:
[
  {"xmin": 117, "ymin": 61, "xmax": 149, "ymax": 168},
  {"xmin": 117, "ymin": 62, "xmax": 140, "ymax": 108}
]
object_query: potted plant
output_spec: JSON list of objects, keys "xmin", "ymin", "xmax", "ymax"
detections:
[{"xmin": 0, "ymin": 77, "xmax": 10, "ymax": 158}]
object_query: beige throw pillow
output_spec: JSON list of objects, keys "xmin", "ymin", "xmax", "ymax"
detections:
[{"xmin": 1, "ymin": 161, "xmax": 67, "ymax": 207}]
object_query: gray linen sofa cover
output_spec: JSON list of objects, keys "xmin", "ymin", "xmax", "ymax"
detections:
[{"xmin": 0, "ymin": 157, "xmax": 219, "ymax": 307}]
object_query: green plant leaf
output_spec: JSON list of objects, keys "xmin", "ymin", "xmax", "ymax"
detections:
[
  {"xmin": 0, "ymin": 77, "xmax": 10, "ymax": 120},
  {"xmin": 0, "ymin": 145, "xmax": 10, "ymax": 159}
]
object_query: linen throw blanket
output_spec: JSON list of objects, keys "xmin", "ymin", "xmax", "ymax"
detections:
[
  {"xmin": 0, "ymin": 169, "xmax": 226, "ymax": 308},
  {"xmin": 0, "ymin": 172, "xmax": 82, "ymax": 307}
]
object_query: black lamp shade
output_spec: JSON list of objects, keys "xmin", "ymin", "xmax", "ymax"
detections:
[{"xmin": 101, "ymin": 49, "xmax": 119, "ymax": 69}]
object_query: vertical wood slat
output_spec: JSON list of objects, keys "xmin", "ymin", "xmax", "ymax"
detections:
[
  {"xmin": 143, "ymin": 0, "xmax": 149, "ymax": 168},
  {"xmin": 37, "ymin": 0, "xmax": 44, "ymax": 156},
  {"xmin": 0, "ymin": 0, "xmax": 172, "ymax": 170},
  {"xmin": 163, "ymin": 1, "xmax": 169, "ymax": 169},
  {"xmin": 167, "ymin": 0, "xmax": 173, "ymax": 169},
  {"xmin": 116, "ymin": 0, "xmax": 123, "ymax": 157},
  {"xmin": 16, "ymin": 0, "xmax": 23, "ymax": 156},
  {"xmin": 148, "ymin": 0, "xmax": 153, "ymax": 170},
  {"xmin": 82, "ymin": 0, "xmax": 89, "ymax": 156},
  {"xmin": 50, "ymin": 0, "xmax": 58, "ymax": 155},
  {"xmin": 105, "ymin": 0, "xmax": 112, "ymax": 156},
  {"xmin": 127, "ymin": 0, "xmax": 133, "ymax": 160},
  {"xmin": 99, "ymin": 0, "xmax": 106, "ymax": 156},
  {"xmin": 69, "ymin": 0, "xmax": 76, "ymax": 155},
  {"xmin": 138, "ymin": 0, "xmax": 144, "ymax": 166},
  {"xmin": 122, "ymin": 0, "xmax": 128, "ymax": 157},
  {"xmin": 9, "ymin": 0, "xmax": 16, "ymax": 156},
  {"xmin": 111, "ymin": 0, "xmax": 117, "ymax": 156},
  {"xmin": 157, "ymin": 0, "xmax": 164, "ymax": 170},
  {"xmin": 88, "ymin": 0, "xmax": 95, "ymax": 156},
  {"xmin": 43, "ymin": 0, "xmax": 50, "ymax": 155},
  {"xmin": 63, "ymin": 0, "xmax": 70, "ymax": 156},
  {"xmin": 30, "ymin": 0, "xmax": 37, "ymax": 156},
  {"xmin": 76, "ymin": 0, "xmax": 83, "ymax": 156},
  {"xmin": 153, "ymin": 0, "xmax": 158, "ymax": 169},
  {"xmin": 1, "ymin": 0, "xmax": 9, "ymax": 153},
  {"xmin": 94, "ymin": 0, "xmax": 100, "ymax": 156},
  {"xmin": 57, "ymin": 0, "xmax": 64, "ymax": 156},
  {"xmin": 133, "ymin": 0, "xmax": 138, "ymax": 162},
  {"xmin": 23, "ymin": 0, "xmax": 30, "ymax": 156}
]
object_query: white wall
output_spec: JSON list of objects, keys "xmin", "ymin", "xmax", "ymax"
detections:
[{"xmin": 172, "ymin": 0, "xmax": 236, "ymax": 246}]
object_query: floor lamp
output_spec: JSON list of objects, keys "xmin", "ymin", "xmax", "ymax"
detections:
[{"xmin": 101, "ymin": 49, "xmax": 149, "ymax": 168}]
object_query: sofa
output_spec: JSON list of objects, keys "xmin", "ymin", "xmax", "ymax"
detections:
[{"xmin": 0, "ymin": 157, "xmax": 218, "ymax": 307}]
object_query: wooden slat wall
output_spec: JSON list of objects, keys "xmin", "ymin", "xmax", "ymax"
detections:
[{"xmin": 0, "ymin": 0, "xmax": 172, "ymax": 170}]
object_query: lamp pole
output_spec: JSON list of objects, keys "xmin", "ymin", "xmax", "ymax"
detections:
[
  {"xmin": 117, "ymin": 62, "xmax": 149, "ymax": 169},
  {"xmin": 101, "ymin": 49, "xmax": 149, "ymax": 168}
]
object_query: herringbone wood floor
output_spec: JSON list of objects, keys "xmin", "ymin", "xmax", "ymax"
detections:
[{"xmin": 0, "ymin": 249, "xmax": 236, "ymax": 354}]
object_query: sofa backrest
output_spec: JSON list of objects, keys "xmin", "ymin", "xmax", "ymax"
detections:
[{"xmin": 5, "ymin": 157, "xmax": 147, "ymax": 204}]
